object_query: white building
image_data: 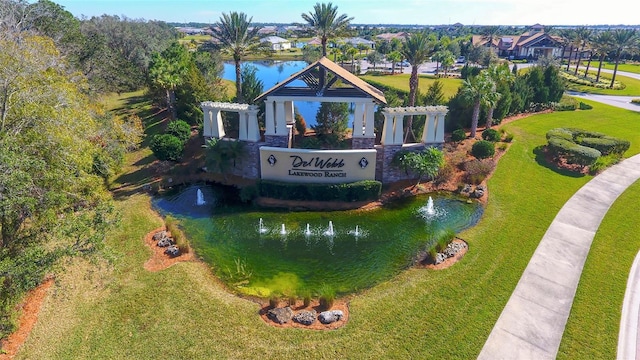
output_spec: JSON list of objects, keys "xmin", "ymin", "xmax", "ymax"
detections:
[{"xmin": 260, "ymin": 36, "xmax": 292, "ymax": 51}]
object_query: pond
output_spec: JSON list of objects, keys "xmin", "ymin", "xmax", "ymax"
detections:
[{"xmin": 153, "ymin": 185, "xmax": 483, "ymax": 298}]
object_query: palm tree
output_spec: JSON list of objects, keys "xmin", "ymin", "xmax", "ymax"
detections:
[
  {"xmin": 609, "ymin": 29, "xmax": 638, "ymax": 88},
  {"xmin": 559, "ymin": 29, "xmax": 576, "ymax": 71},
  {"xmin": 386, "ymin": 51, "xmax": 402, "ymax": 75},
  {"xmin": 484, "ymin": 64, "xmax": 512, "ymax": 128},
  {"xmin": 211, "ymin": 12, "xmax": 261, "ymax": 103},
  {"xmin": 573, "ymin": 27, "xmax": 592, "ymax": 76},
  {"xmin": 367, "ymin": 51, "xmax": 383, "ymax": 71},
  {"xmin": 590, "ymin": 30, "xmax": 614, "ymax": 82},
  {"xmin": 401, "ymin": 31, "xmax": 434, "ymax": 142},
  {"xmin": 347, "ymin": 46, "xmax": 358, "ymax": 73},
  {"xmin": 461, "ymin": 73, "xmax": 495, "ymax": 138},
  {"xmin": 301, "ymin": 2, "xmax": 353, "ymax": 57}
]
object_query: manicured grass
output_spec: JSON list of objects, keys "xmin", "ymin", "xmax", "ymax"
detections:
[
  {"xmin": 360, "ymin": 74, "xmax": 463, "ymax": 99},
  {"xmin": 558, "ymin": 179, "xmax": 640, "ymax": 359},
  {"xmin": 565, "ymin": 72, "xmax": 640, "ymax": 95},
  {"xmin": 16, "ymin": 98, "xmax": 640, "ymax": 358},
  {"xmin": 583, "ymin": 61, "xmax": 640, "ymax": 74}
]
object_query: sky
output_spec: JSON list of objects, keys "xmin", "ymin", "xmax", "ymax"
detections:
[{"xmin": 53, "ymin": 0, "xmax": 638, "ymax": 26}]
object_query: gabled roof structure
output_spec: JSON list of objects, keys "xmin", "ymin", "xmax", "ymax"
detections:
[{"xmin": 254, "ymin": 57, "xmax": 387, "ymax": 104}]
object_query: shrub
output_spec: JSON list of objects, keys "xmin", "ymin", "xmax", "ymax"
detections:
[
  {"xmin": 434, "ymin": 161, "xmax": 455, "ymax": 185},
  {"xmin": 150, "ymin": 134, "xmax": 184, "ymax": 161},
  {"xmin": 451, "ymin": 129, "xmax": 467, "ymax": 142},
  {"xmin": 548, "ymin": 137, "xmax": 601, "ymax": 165},
  {"xmin": 258, "ymin": 180, "xmax": 382, "ymax": 202},
  {"xmin": 318, "ymin": 286, "xmax": 335, "ymax": 310},
  {"xmin": 464, "ymin": 159, "xmax": 496, "ymax": 184},
  {"xmin": 503, "ymin": 132, "xmax": 514, "ymax": 143},
  {"xmin": 300, "ymin": 289, "xmax": 312, "ymax": 308},
  {"xmin": 590, "ymin": 154, "xmax": 622, "ymax": 174},
  {"xmin": 294, "ymin": 113, "xmax": 307, "ymax": 135},
  {"xmin": 301, "ymin": 136, "xmax": 322, "ymax": 149},
  {"xmin": 578, "ymin": 137, "xmax": 628, "ymax": 156},
  {"xmin": 631, "ymin": 98, "xmax": 640, "ymax": 105},
  {"xmin": 239, "ymin": 185, "xmax": 258, "ymax": 203},
  {"xmin": 481, "ymin": 128, "xmax": 501, "ymax": 142},
  {"xmin": 471, "ymin": 140, "xmax": 495, "ymax": 159},
  {"xmin": 165, "ymin": 215, "xmax": 189, "ymax": 253},
  {"xmin": 546, "ymin": 127, "xmax": 630, "ymax": 165},
  {"xmin": 268, "ymin": 295, "xmax": 279, "ymax": 309},
  {"xmin": 579, "ymin": 102, "xmax": 593, "ymax": 110},
  {"xmin": 166, "ymin": 119, "xmax": 191, "ymax": 143}
]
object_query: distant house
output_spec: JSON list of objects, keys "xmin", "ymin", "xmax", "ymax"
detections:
[
  {"xmin": 260, "ymin": 36, "xmax": 292, "ymax": 51},
  {"xmin": 342, "ymin": 37, "xmax": 376, "ymax": 49},
  {"xmin": 472, "ymin": 24, "xmax": 563, "ymax": 60}
]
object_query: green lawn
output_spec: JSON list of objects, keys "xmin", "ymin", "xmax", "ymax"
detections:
[
  {"xmin": 360, "ymin": 74, "xmax": 463, "ymax": 99},
  {"xmin": 583, "ymin": 61, "xmax": 640, "ymax": 74},
  {"xmin": 15, "ymin": 98, "xmax": 640, "ymax": 358},
  {"xmin": 565, "ymin": 72, "xmax": 640, "ymax": 95}
]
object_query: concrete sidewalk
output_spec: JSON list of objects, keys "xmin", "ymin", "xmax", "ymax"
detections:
[{"xmin": 479, "ymin": 154, "xmax": 640, "ymax": 359}]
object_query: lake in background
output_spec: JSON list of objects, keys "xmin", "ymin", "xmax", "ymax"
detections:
[{"xmin": 223, "ymin": 61, "xmax": 359, "ymax": 128}]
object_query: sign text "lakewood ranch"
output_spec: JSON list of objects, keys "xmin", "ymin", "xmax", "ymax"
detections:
[{"xmin": 260, "ymin": 147, "xmax": 376, "ymax": 184}]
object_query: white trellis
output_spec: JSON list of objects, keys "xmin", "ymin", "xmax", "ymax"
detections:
[
  {"xmin": 200, "ymin": 101, "xmax": 260, "ymax": 142},
  {"xmin": 380, "ymin": 105, "xmax": 448, "ymax": 145}
]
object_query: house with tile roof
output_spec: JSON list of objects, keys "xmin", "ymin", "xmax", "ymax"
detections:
[
  {"xmin": 260, "ymin": 36, "xmax": 292, "ymax": 51},
  {"xmin": 472, "ymin": 24, "xmax": 563, "ymax": 60}
]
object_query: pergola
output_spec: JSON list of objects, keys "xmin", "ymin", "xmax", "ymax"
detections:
[{"xmin": 380, "ymin": 106, "xmax": 448, "ymax": 145}]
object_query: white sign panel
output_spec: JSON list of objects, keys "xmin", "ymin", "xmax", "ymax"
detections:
[{"xmin": 260, "ymin": 147, "xmax": 377, "ymax": 183}]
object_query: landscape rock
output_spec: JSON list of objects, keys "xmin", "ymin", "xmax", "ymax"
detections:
[
  {"xmin": 293, "ymin": 310, "xmax": 317, "ymax": 325},
  {"xmin": 157, "ymin": 237, "xmax": 174, "ymax": 247},
  {"xmin": 152, "ymin": 231, "xmax": 167, "ymax": 241},
  {"xmin": 267, "ymin": 307, "xmax": 294, "ymax": 324},
  {"xmin": 318, "ymin": 310, "xmax": 344, "ymax": 324},
  {"xmin": 434, "ymin": 252, "xmax": 447, "ymax": 265},
  {"xmin": 164, "ymin": 245, "xmax": 180, "ymax": 257}
]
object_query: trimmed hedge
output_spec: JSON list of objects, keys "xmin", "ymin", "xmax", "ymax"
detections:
[
  {"xmin": 481, "ymin": 128, "xmax": 501, "ymax": 142},
  {"xmin": 166, "ymin": 120, "xmax": 191, "ymax": 143},
  {"xmin": 150, "ymin": 134, "xmax": 184, "ymax": 161},
  {"xmin": 546, "ymin": 128, "xmax": 630, "ymax": 162},
  {"xmin": 258, "ymin": 180, "xmax": 382, "ymax": 202},
  {"xmin": 471, "ymin": 140, "xmax": 495, "ymax": 159},
  {"xmin": 451, "ymin": 129, "xmax": 466, "ymax": 142}
]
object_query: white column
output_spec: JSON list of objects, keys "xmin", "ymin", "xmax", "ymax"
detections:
[
  {"xmin": 435, "ymin": 112, "xmax": 446, "ymax": 143},
  {"xmin": 422, "ymin": 113, "xmax": 436, "ymax": 143},
  {"xmin": 275, "ymin": 100, "xmax": 287, "ymax": 135},
  {"xmin": 364, "ymin": 102, "xmax": 375, "ymax": 137},
  {"xmin": 393, "ymin": 114, "xmax": 404, "ymax": 145},
  {"xmin": 246, "ymin": 109, "xmax": 260, "ymax": 142},
  {"xmin": 238, "ymin": 111, "xmax": 248, "ymax": 141},
  {"xmin": 381, "ymin": 112, "xmax": 394, "ymax": 145},
  {"xmin": 202, "ymin": 106, "xmax": 213, "ymax": 137},
  {"xmin": 264, "ymin": 99, "xmax": 275, "ymax": 135},
  {"xmin": 352, "ymin": 102, "xmax": 365, "ymax": 138},
  {"xmin": 284, "ymin": 101, "xmax": 294, "ymax": 125}
]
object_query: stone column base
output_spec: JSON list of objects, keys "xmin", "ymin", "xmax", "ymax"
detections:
[
  {"xmin": 264, "ymin": 135, "xmax": 288, "ymax": 148},
  {"xmin": 352, "ymin": 137, "xmax": 376, "ymax": 149}
]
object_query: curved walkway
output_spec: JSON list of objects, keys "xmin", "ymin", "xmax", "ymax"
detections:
[{"xmin": 479, "ymin": 153, "xmax": 640, "ymax": 359}]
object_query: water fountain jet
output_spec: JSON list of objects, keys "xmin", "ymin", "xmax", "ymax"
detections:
[
  {"xmin": 196, "ymin": 188, "xmax": 206, "ymax": 206},
  {"xmin": 426, "ymin": 196, "xmax": 435, "ymax": 216},
  {"xmin": 280, "ymin": 224, "xmax": 286, "ymax": 235},
  {"xmin": 259, "ymin": 218, "xmax": 267, "ymax": 234},
  {"xmin": 325, "ymin": 221, "xmax": 334, "ymax": 236},
  {"xmin": 305, "ymin": 223, "xmax": 311, "ymax": 236}
]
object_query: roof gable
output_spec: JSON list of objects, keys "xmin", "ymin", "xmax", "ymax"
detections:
[{"xmin": 255, "ymin": 57, "xmax": 386, "ymax": 104}]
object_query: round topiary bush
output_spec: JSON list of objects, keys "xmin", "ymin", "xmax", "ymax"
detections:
[
  {"xmin": 150, "ymin": 134, "xmax": 184, "ymax": 161},
  {"xmin": 451, "ymin": 129, "xmax": 467, "ymax": 142},
  {"xmin": 165, "ymin": 120, "xmax": 191, "ymax": 143},
  {"xmin": 481, "ymin": 128, "xmax": 501, "ymax": 142},
  {"xmin": 471, "ymin": 140, "xmax": 495, "ymax": 159}
]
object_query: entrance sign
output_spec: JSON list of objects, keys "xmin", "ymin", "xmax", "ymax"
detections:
[{"xmin": 260, "ymin": 147, "xmax": 376, "ymax": 183}]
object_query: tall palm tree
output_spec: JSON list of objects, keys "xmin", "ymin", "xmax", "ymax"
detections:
[
  {"xmin": 211, "ymin": 12, "xmax": 261, "ymax": 103},
  {"xmin": 590, "ymin": 30, "xmax": 614, "ymax": 82},
  {"xmin": 609, "ymin": 29, "xmax": 638, "ymax": 88},
  {"xmin": 386, "ymin": 51, "xmax": 402, "ymax": 75},
  {"xmin": 401, "ymin": 31, "xmax": 434, "ymax": 142},
  {"xmin": 573, "ymin": 27, "xmax": 592, "ymax": 76},
  {"xmin": 461, "ymin": 73, "xmax": 495, "ymax": 138},
  {"xmin": 484, "ymin": 64, "xmax": 512, "ymax": 128},
  {"xmin": 559, "ymin": 29, "xmax": 576, "ymax": 71},
  {"xmin": 301, "ymin": 2, "xmax": 353, "ymax": 57}
]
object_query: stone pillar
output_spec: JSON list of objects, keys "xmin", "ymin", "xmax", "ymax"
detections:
[
  {"xmin": 352, "ymin": 102, "xmax": 365, "ymax": 138},
  {"xmin": 275, "ymin": 100, "xmax": 287, "ymax": 135},
  {"xmin": 264, "ymin": 99, "xmax": 275, "ymax": 135},
  {"xmin": 246, "ymin": 109, "xmax": 260, "ymax": 142},
  {"xmin": 435, "ymin": 112, "xmax": 446, "ymax": 143},
  {"xmin": 364, "ymin": 102, "xmax": 375, "ymax": 137}
]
